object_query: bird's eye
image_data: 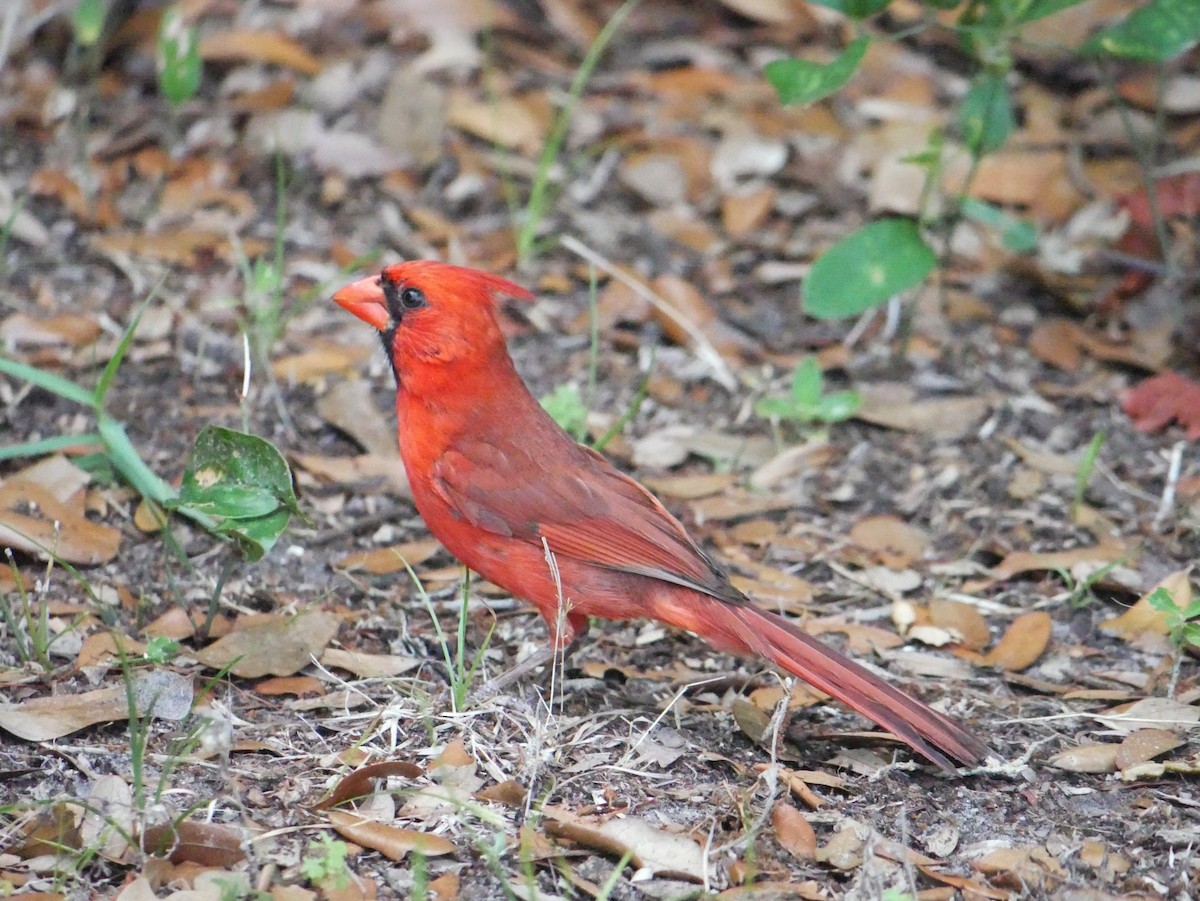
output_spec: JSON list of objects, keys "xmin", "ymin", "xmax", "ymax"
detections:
[{"xmin": 399, "ymin": 287, "xmax": 427, "ymax": 311}]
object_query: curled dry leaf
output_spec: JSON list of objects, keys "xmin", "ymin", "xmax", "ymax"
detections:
[
  {"xmin": 848, "ymin": 514, "xmax": 929, "ymax": 569},
  {"xmin": 928, "ymin": 598, "xmax": 991, "ymax": 651},
  {"xmin": 543, "ymin": 806, "xmax": 706, "ymax": 882},
  {"xmin": 142, "ymin": 820, "xmax": 247, "ymax": 867},
  {"xmin": 199, "ymin": 30, "xmax": 323, "ymax": 75},
  {"xmin": 651, "ymin": 274, "xmax": 761, "ymax": 366},
  {"xmin": 314, "ymin": 760, "xmax": 425, "ymax": 811},
  {"xmin": 327, "ymin": 809, "xmax": 456, "ymax": 861},
  {"xmin": 983, "ymin": 611, "xmax": 1052, "ymax": 671},
  {"xmin": 1047, "ymin": 742, "xmax": 1119, "ymax": 773},
  {"xmin": 771, "ymin": 803, "xmax": 816, "ymax": 861},
  {"xmin": 193, "ymin": 610, "xmax": 339, "ymax": 678}
]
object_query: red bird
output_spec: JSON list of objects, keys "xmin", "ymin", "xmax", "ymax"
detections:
[{"xmin": 334, "ymin": 261, "xmax": 985, "ymax": 771}]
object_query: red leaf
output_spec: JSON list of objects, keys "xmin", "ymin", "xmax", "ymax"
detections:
[{"xmin": 1122, "ymin": 372, "xmax": 1200, "ymax": 440}]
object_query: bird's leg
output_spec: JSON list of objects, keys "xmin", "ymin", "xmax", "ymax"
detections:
[{"xmin": 468, "ymin": 614, "xmax": 590, "ymax": 705}]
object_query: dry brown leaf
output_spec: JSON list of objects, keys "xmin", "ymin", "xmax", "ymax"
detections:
[
  {"xmin": 848, "ymin": 514, "xmax": 929, "ymax": 568},
  {"xmin": 642, "ymin": 472, "xmax": 736, "ymax": 500},
  {"xmin": 855, "ymin": 384, "xmax": 991, "ymax": 439},
  {"xmin": 446, "ymin": 91, "xmax": 548, "ymax": 156},
  {"xmin": 1046, "ymin": 742, "xmax": 1120, "ymax": 773},
  {"xmin": 320, "ymin": 648, "xmax": 420, "ymax": 678},
  {"xmin": 1101, "ymin": 569, "xmax": 1193, "ymax": 641},
  {"xmin": 199, "ymin": 30, "xmax": 322, "ymax": 75},
  {"xmin": 142, "ymin": 821, "xmax": 248, "ymax": 867},
  {"xmin": 1030, "ymin": 318, "xmax": 1165, "ymax": 373},
  {"xmin": 272, "ymin": 343, "xmax": 374, "ymax": 383},
  {"xmin": 0, "ymin": 457, "xmax": 121, "ymax": 565},
  {"xmin": 1115, "ymin": 728, "xmax": 1183, "ymax": 770},
  {"xmin": 292, "ymin": 452, "xmax": 410, "ymax": 496},
  {"xmin": 315, "ymin": 760, "xmax": 425, "ymax": 811},
  {"xmin": 987, "ymin": 540, "xmax": 1126, "ymax": 584},
  {"xmin": 815, "ymin": 818, "xmax": 866, "ymax": 870},
  {"xmin": 722, "ymin": 186, "xmax": 776, "ymax": 238},
  {"xmin": 715, "ymin": 0, "xmax": 809, "ymax": 25},
  {"xmin": 91, "ymin": 229, "xmax": 268, "ymax": 265},
  {"xmin": 771, "ymin": 803, "xmax": 816, "ymax": 861},
  {"xmin": 333, "ymin": 539, "xmax": 442, "ymax": 575},
  {"xmin": 928, "ymin": 598, "xmax": 991, "ymax": 651},
  {"xmin": 1095, "ymin": 697, "xmax": 1200, "ymax": 734},
  {"xmin": 193, "ymin": 611, "xmax": 339, "ymax": 678},
  {"xmin": 254, "ymin": 675, "xmax": 324, "ymax": 697},
  {"xmin": 0, "ymin": 312, "xmax": 101, "ymax": 348},
  {"xmin": 0, "ymin": 671, "xmax": 192, "ymax": 741},
  {"xmin": 543, "ymin": 806, "xmax": 706, "ymax": 881},
  {"xmin": 983, "ymin": 611, "xmax": 1051, "ymax": 671},
  {"xmin": 973, "ymin": 845, "xmax": 1066, "ymax": 890},
  {"xmin": 327, "ymin": 809, "xmax": 456, "ymax": 860}
]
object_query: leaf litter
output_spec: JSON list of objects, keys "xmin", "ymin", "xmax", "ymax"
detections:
[{"xmin": 1, "ymin": 0, "xmax": 1199, "ymax": 898}]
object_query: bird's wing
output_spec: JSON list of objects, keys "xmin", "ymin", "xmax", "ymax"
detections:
[{"xmin": 431, "ymin": 440, "xmax": 747, "ymax": 606}]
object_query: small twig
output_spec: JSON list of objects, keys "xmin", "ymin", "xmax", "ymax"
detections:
[{"xmin": 559, "ymin": 234, "xmax": 737, "ymax": 390}]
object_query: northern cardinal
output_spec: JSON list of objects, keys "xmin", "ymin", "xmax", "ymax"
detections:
[{"xmin": 334, "ymin": 261, "xmax": 985, "ymax": 771}]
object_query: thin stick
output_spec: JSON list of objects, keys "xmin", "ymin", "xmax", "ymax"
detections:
[{"xmin": 559, "ymin": 234, "xmax": 738, "ymax": 390}]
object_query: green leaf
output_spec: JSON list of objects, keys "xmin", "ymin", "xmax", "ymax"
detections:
[
  {"xmin": 1147, "ymin": 586, "xmax": 1181, "ymax": 613},
  {"xmin": 789, "ymin": 357, "xmax": 824, "ymax": 407},
  {"xmin": 0, "ymin": 355, "xmax": 96, "ymax": 406},
  {"xmin": 803, "ymin": 219, "xmax": 936, "ymax": 320},
  {"xmin": 765, "ymin": 38, "xmax": 869, "ymax": 107},
  {"xmin": 754, "ymin": 396, "xmax": 798, "ymax": 420},
  {"xmin": 805, "ymin": 0, "xmax": 890, "ymax": 18},
  {"xmin": 959, "ymin": 73, "xmax": 1013, "ymax": 157},
  {"xmin": 157, "ymin": 8, "xmax": 203, "ymax": 106},
  {"xmin": 1183, "ymin": 623, "xmax": 1200, "ymax": 648},
  {"xmin": 960, "ymin": 197, "xmax": 1039, "ymax": 252},
  {"xmin": 172, "ymin": 426, "xmax": 299, "ymax": 561},
  {"xmin": 540, "ymin": 383, "xmax": 589, "ymax": 440},
  {"xmin": 1082, "ymin": 0, "xmax": 1200, "ymax": 61},
  {"xmin": 813, "ymin": 390, "xmax": 862, "ymax": 421},
  {"xmin": 73, "ymin": 0, "xmax": 108, "ymax": 47}
]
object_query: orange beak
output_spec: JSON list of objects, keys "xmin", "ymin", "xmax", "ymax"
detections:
[{"xmin": 332, "ymin": 275, "xmax": 390, "ymax": 331}]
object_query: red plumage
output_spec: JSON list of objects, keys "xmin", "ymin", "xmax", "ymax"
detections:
[{"xmin": 334, "ymin": 261, "xmax": 986, "ymax": 771}]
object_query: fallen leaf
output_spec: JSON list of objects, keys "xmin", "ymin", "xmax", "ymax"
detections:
[
  {"xmin": 771, "ymin": 803, "xmax": 816, "ymax": 861},
  {"xmin": 327, "ymin": 809, "xmax": 456, "ymax": 860},
  {"xmin": 849, "ymin": 514, "xmax": 929, "ymax": 568},
  {"xmin": 983, "ymin": 611, "xmax": 1052, "ymax": 671},
  {"xmin": 333, "ymin": 539, "xmax": 442, "ymax": 575},
  {"xmin": 320, "ymin": 648, "xmax": 420, "ymax": 678},
  {"xmin": 142, "ymin": 821, "xmax": 248, "ymax": 867},
  {"xmin": 928, "ymin": 598, "xmax": 991, "ymax": 650},
  {"xmin": 1122, "ymin": 372, "xmax": 1200, "ymax": 440},
  {"xmin": 272, "ymin": 343, "xmax": 374, "ymax": 383},
  {"xmin": 1101, "ymin": 569, "xmax": 1193, "ymax": 641},
  {"xmin": 0, "ymin": 457, "xmax": 122, "ymax": 565},
  {"xmin": 0, "ymin": 671, "xmax": 192, "ymax": 741},
  {"xmin": 199, "ymin": 30, "xmax": 323, "ymax": 75},
  {"xmin": 193, "ymin": 611, "xmax": 339, "ymax": 678},
  {"xmin": 1094, "ymin": 697, "xmax": 1200, "ymax": 734},
  {"xmin": 544, "ymin": 807, "xmax": 706, "ymax": 881},
  {"xmin": 315, "ymin": 760, "xmax": 425, "ymax": 811},
  {"xmin": 855, "ymin": 384, "xmax": 991, "ymax": 439},
  {"xmin": 1115, "ymin": 728, "xmax": 1183, "ymax": 770},
  {"xmin": 1046, "ymin": 742, "xmax": 1119, "ymax": 773}
]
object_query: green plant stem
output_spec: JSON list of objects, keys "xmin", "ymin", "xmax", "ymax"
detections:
[{"xmin": 517, "ymin": 0, "xmax": 643, "ymax": 262}]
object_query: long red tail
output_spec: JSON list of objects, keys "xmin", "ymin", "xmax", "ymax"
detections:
[{"xmin": 727, "ymin": 604, "xmax": 987, "ymax": 772}]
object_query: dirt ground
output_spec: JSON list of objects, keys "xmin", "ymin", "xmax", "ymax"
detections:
[{"xmin": 2, "ymin": 2, "xmax": 1199, "ymax": 900}]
